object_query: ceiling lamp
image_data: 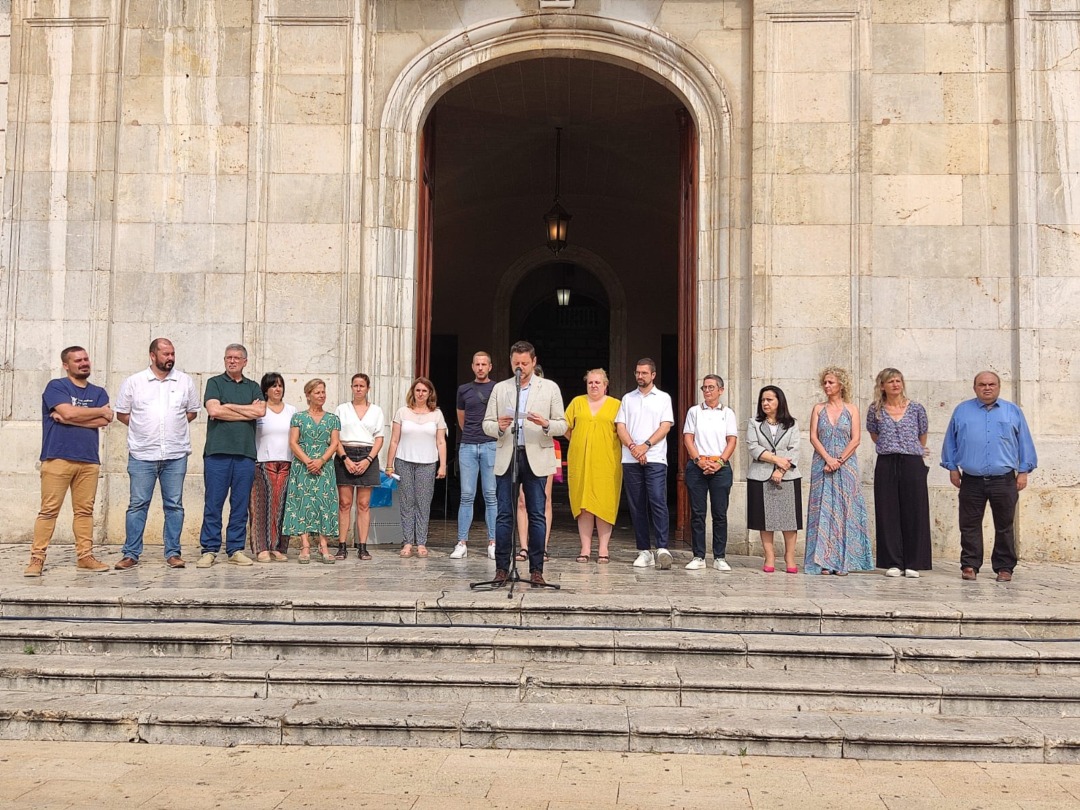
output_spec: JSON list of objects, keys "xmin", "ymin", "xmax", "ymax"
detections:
[{"xmin": 544, "ymin": 127, "xmax": 571, "ymax": 256}]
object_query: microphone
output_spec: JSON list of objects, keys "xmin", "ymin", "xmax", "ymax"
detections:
[{"xmin": 515, "ymin": 367, "xmax": 523, "ymax": 380}]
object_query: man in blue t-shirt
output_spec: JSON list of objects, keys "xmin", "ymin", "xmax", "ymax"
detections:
[
  {"xmin": 25, "ymin": 346, "xmax": 114, "ymax": 577},
  {"xmin": 451, "ymin": 351, "xmax": 498, "ymax": 560}
]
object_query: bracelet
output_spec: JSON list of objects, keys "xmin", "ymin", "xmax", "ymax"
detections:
[{"xmin": 365, "ymin": 456, "xmax": 374, "ymax": 464}]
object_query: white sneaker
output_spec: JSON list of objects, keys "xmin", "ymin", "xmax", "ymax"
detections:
[
  {"xmin": 633, "ymin": 550, "xmax": 655, "ymax": 568},
  {"xmin": 713, "ymin": 558, "xmax": 732, "ymax": 572},
  {"xmin": 885, "ymin": 567, "xmax": 902, "ymax": 578},
  {"xmin": 450, "ymin": 542, "xmax": 468, "ymax": 559},
  {"xmin": 228, "ymin": 550, "xmax": 254, "ymax": 566},
  {"xmin": 904, "ymin": 569, "xmax": 920, "ymax": 578},
  {"xmin": 685, "ymin": 557, "xmax": 706, "ymax": 570},
  {"xmin": 487, "ymin": 541, "xmax": 496, "ymax": 560},
  {"xmin": 196, "ymin": 552, "xmax": 216, "ymax": 569},
  {"xmin": 656, "ymin": 548, "xmax": 672, "ymax": 570}
]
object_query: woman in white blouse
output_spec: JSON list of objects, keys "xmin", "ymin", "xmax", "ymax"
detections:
[
  {"xmin": 385, "ymin": 377, "xmax": 447, "ymax": 557},
  {"xmin": 250, "ymin": 373, "xmax": 297, "ymax": 562},
  {"xmin": 334, "ymin": 373, "xmax": 385, "ymax": 560}
]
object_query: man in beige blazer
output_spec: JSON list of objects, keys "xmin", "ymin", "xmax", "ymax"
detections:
[{"xmin": 483, "ymin": 340, "xmax": 567, "ymax": 586}]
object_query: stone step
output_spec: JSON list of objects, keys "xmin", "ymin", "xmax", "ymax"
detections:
[
  {"xmin": 4, "ymin": 619, "xmax": 1080, "ymax": 675},
  {"xmin": 2, "ymin": 654, "xmax": 1079, "ymax": 716},
  {"xmin": 0, "ymin": 690, "xmax": 1077, "ymax": 762},
  {"xmin": 5, "ymin": 586, "xmax": 1080, "ymax": 638}
]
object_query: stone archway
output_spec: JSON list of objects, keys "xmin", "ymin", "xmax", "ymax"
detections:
[
  {"xmin": 363, "ymin": 13, "xmax": 735, "ymax": 412},
  {"xmin": 493, "ymin": 245, "xmax": 628, "ymax": 394}
]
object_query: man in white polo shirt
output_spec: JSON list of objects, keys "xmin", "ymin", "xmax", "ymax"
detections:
[
  {"xmin": 113, "ymin": 338, "xmax": 201, "ymax": 570},
  {"xmin": 615, "ymin": 358, "xmax": 675, "ymax": 569}
]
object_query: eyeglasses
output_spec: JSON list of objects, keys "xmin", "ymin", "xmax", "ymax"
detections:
[{"xmin": 700, "ymin": 385, "xmax": 719, "ymax": 391}]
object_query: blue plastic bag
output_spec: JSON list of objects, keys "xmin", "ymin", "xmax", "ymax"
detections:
[{"xmin": 370, "ymin": 471, "xmax": 398, "ymax": 508}]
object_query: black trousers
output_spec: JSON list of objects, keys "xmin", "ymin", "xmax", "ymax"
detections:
[
  {"xmin": 959, "ymin": 473, "xmax": 1019, "ymax": 573},
  {"xmin": 874, "ymin": 454, "xmax": 932, "ymax": 571}
]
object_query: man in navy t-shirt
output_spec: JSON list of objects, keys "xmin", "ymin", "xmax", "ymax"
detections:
[
  {"xmin": 25, "ymin": 346, "xmax": 114, "ymax": 577},
  {"xmin": 451, "ymin": 351, "xmax": 498, "ymax": 560}
]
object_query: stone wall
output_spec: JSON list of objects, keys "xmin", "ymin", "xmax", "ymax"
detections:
[{"xmin": 0, "ymin": 0, "xmax": 1076, "ymax": 561}]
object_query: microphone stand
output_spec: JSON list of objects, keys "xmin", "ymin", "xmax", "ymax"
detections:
[{"xmin": 471, "ymin": 367, "xmax": 560, "ymax": 596}]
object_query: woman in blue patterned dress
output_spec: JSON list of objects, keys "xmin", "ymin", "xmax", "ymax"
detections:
[
  {"xmin": 282, "ymin": 379, "xmax": 341, "ymax": 564},
  {"xmin": 804, "ymin": 366, "xmax": 873, "ymax": 575},
  {"xmin": 866, "ymin": 367, "xmax": 932, "ymax": 577}
]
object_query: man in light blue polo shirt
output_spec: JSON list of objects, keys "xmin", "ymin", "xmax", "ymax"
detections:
[
  {"xmin": 616, "ymin": 358, "xmax": 675, "ymax": 570},
  {"xmin": 941, "ymin": 370, "xmax": 1037, "ymax": 582}
]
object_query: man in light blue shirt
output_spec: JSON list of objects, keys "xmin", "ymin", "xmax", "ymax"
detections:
[{"xmin": 941, "ymin": 371, "xmax": 1037, "ymax": 582}]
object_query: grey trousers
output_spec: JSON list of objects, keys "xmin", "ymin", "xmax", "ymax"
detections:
[{"xmin": 396, "ymin": 459, "xmax": 437, "ymax": 545}]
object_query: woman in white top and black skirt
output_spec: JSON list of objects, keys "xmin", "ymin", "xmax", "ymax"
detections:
[
  {"xmin": 250, "ymin": 373, "xmax": 297, "ymax": 562},
  {"xmin": 334, "ymin": 373, "xmax": 385, "ymax": 560},
  {"xmin": 745, "ymin": 385, "xmax": 803, "ymax": 573}
]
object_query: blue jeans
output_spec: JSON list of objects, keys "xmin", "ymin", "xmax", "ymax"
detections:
[
  {"xmin": 622, "ymin": 462, "xmax": 669, "ymax": 551},
  {"xmin": 200, "ymin": 454, "xmax": 256, "ymax": 555},
  {"xmin": 122, "ymin": 456, "xmax": 188, "ymax": 561},
  {"xmin": 458, "ymin": 442, "xmax": 497, "ymax": 541},
  {"xmin": 495, "ymin": 448, "xmax": 547, "ymax": 572},
  {"xmin": 684, "ymin": 460, "xmax": 733, "ymax": 559}
]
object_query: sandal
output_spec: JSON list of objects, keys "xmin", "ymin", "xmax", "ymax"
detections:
[
  {"xmin": 515, "ymin": 549, "xmax": 528, "ymax": 561},
  {"xmin": 576, "ymin": 555, "xmax": 590, "ymax": 563},
  {"xmin": 298, "ymin": 551, "xmax": 311, "ymax": 565},
  {"xmin": 357, "ymin": 545, "xmax": 372, "ymax": 560},
  {"xmin": 256, "ymin": 551, "xmax": 271, "ymax": 563},
  {"xmin": 597, "ymin": 555, "xmax": 609, "ymax": 564},
  {"xmin": 400, "ymin": 544, "xmax": 413, "ymax": 558},
  {"xmin": 417, "ymin": 545, "xmax": 429, "ymax": 557},
  {"xmin": 544, "ymin": 552, "xmax": 551, "ymax": 562},
  {"xmin": 269, "ymin": 551, "xmax": 289, "ymax": 562},
  {"xmin": 334, "ymin": 543, "xmax": 347, "ymax": 560},
  {"xmin": 317, "ymin": 550, "xmax": 336, "ymax": 565}
]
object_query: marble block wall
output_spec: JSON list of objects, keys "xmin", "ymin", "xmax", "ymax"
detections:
[{"xmin": 0, "ymin": 0, "xmax": 1076, "ymax": 560}]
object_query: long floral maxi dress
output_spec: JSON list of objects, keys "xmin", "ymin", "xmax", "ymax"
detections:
[
  {"xmin": 281, "ymin": 411, "xmax": 341, "ymax": 537},
  {"xmin": 803, "ymin": 405, "xmax": 873, "ymax": 574}
]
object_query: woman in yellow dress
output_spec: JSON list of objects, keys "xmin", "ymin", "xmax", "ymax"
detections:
[{"xmin": 564, "ymin": 369, "xmax": 622, "ymax": 563}]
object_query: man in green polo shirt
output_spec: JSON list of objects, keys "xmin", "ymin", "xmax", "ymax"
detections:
[{"xmin": 197, "ymin": 343, "xmax": 266, "ymax": 568}]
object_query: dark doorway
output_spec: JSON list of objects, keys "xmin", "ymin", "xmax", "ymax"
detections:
[{"xmin": 421, "ymin": 56, "xmax": 693, "ymax": 543}]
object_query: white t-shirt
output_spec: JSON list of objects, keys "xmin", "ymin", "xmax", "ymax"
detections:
[
  {"xmin": 336, "ymin": 402, "xmax": 385, "ymax": 445},
  {"xmin": 393, "ymin": 407, "xmax": 448, "ymax": 464},
  {"xmin": 255, "ymin": 404, "xmax": 296, "ymax": 462},
  {"xmin": 682, "ymin": 403, "xmax": 739, "ymax": 456},
  {"xmin": 615, "ymin": 387, "xmax": 674, "ymax": 465}
]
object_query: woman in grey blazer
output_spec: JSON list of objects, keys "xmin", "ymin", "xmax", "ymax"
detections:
[{"xmin": 746, "ymin": 385, "xmax": 802, "ymax": 573}]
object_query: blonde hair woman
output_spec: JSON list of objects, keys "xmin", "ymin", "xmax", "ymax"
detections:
[
  {"xmin": 803, "ymin": 366, "xmax": 872, "ymax": 575},
  {"xmin": 281, "ymin": 378, "xmax": 341, "ymax": 564},
  {"xmin": 866, "ymin": 367, "xmax": 932, "ymax": 577},
  {"xmin": 564, "ymin": 368, "xmax": 622, "ymax": 563}
]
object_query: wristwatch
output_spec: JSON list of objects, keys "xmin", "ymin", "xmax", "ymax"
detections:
[{"xmin": 643, "ymin": 440, "xmax": 652, "ymax": 448}]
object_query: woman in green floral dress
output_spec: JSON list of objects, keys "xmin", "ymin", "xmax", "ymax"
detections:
[{"xmin": 282, "ymin": 379, "xmax": 341, "ymax": 563}]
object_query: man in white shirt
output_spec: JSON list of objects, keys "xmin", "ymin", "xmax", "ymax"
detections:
[
  {"xmin": 615, "ymin": 358, "xmax": 675, "ymax": 569},
  {"xmin": 113, "ymin": 338, "xmax": 201, "ymax": 569}
]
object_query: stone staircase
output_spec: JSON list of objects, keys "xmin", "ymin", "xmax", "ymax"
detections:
[{"xmin": 2, "ymin": 581, "xmax": 1080, "ymax": 761}]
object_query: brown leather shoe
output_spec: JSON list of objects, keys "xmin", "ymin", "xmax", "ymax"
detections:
[
  {"xmin": 996, "ymin": 570, "xmax": 1012, "ymax": 582},
  {"xmin": 23, "ymin": 558, "xmax": 44, "ymax": 577},
  {"xmin": 114, "ymin": 557, "xmax": 139, "ymax": 571},
  {"xmin": 76, "ymin": 556, "xmax": 110, "ymax": 572},
  {"xmin": 530, "ymin": 571, "xmax": 548, "ymax": 587},
  {"xmin": 166, "ymin": 556, "xmax": 186, "ymax": 569},
  {"xmin": 961, "ymin": 567, "xmax": 977, "ymax": 581},
  {"xmin": 492, "ymin": 569, "xmax": 509, "ymax": 588}
]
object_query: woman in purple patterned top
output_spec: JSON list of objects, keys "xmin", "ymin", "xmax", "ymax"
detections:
[{"xmin": 866, "ymin": 368, "xmax": 932, "ymax": 577}]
